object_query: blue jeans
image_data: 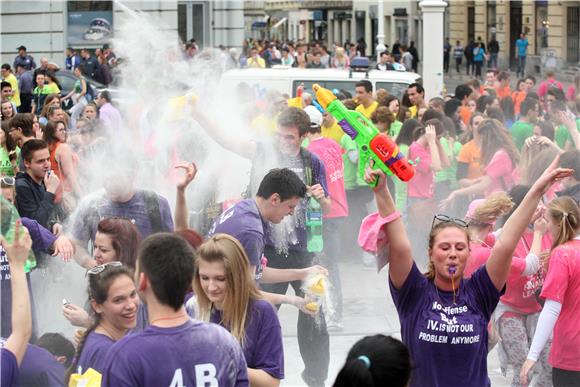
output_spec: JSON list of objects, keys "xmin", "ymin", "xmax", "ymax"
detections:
[
  {"xmin": 517, "ymin": 56, "xmax": 527, "ymax": 76},
  {"xmin": 489, "ymin": 53, "xmax": 498, "ymax": 69}
]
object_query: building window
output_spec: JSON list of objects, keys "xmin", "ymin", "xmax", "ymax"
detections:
[
  {"xmin": 535, "ymin": 2, "xmax": 549, "ymax": 54},
  {"xmin": 487, "ymin": 1, "xmax": 497, "ymax": 35},
  {"xmin": 67, "ymin": 1, "xmax": 113, "ymax": 46}
]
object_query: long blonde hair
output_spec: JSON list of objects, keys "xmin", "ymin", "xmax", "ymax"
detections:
[
  {"xmin": 193, "ymin": 234, "xmax": 262, "ymax": 346},
  {"xmin": 547, "ymin": 197, "xmax": 580, "ymax": 251}
]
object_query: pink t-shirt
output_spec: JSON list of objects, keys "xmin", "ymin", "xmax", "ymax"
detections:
[
  {"xmin": 408, "ymin": 141, "xmax": 434, "ymax": 199},
  {"xmin": 537, "ymin": 79, "xmax": 564, "ymax": 98},
  {"xmin": 541, "ymin": 239, "xmax": 580, "ymax": 371},
  {"xmin": 464, "ymin": 233, "xmax": 496, "ymax": 278},
  {"xmin": 484, "ymin": 149, "xmax": 516, "ymax": 196},
  {"xmin": 499, "ymin": 231, "xmax": 552, "ymax": 315},
  {"xmin": 307, "ymin": 137, "xmax": 348, "ymax": 218}
]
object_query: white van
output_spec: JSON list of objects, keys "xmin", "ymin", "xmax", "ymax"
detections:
[{"xmin": 219, "ymin": 67, "xmax": 421, "ymax": 99}]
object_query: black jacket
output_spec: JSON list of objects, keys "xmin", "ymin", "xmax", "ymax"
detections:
[{"xmin": 15, "ymin": 172, "xmax": 56, "ymax": 230}]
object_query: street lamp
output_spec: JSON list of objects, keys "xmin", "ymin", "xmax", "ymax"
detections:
[{"xmin": 376, "ymin": 0, "xmax": 386, "ymax": 62}]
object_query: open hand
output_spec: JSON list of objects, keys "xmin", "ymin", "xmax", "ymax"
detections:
[
  {"xmin": 530, "ymin": 155, "xmax": 573, "ymax": 196},
  {"xmin": 175, "ymin": 161, "xmax": 198, "ymax": 191},
  {"xmin": 52, "ymin": 235, "xmax": 75, "ymax": 262}
]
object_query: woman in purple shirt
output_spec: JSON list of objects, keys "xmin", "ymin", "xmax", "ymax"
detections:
[
  {"xmin": 65, "ymin": 262, "xmax": 139, "ymax": 382},
  {"xmin": 364, "ymin": 159, "xmax": 571, "ymax": 387},
  {"xmin": 193, "ymin": 234, "xmax": 284, "ymax": 386},
  {"xmin": 63, "ymin": 217, "xmax": 141, "ymax": 328}
]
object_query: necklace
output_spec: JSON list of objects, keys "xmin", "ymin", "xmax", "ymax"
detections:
[
  {"xmin": 99, "ymin": 323, "xmax": 123, "ymax": 341},
  {"xmin": 434, "ymin": 280, "xmax": 460, "ymax": 306},
  {"xmin": 151, "ymin": 313, "xmax": 188, "ymax": 326}
]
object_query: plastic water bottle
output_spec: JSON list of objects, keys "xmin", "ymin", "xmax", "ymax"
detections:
[
  {"xmin": 1, "ymin": 205, "xmax": 36, "ymax": 273},
  {"xmin": 305, "ymin": 196, "xmax": 323, "ymax": 253}
]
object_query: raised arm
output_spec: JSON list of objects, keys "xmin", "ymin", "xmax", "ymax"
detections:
[
  {"xmin": 193, "ymin": 109, "xmax": 257, "ymax": 160},
  {"xmin": 486, "ymin": 158, "xmax": 573, "ymax": 290},
  {"xmin": 1, "ymin": 221, "xmax": 33, "ymax": 366},
  {"xmin": 365, "ymin": 167, "xmax": 413, "ymax": 289},
  {"xmin": 174, "ymin": 161, "xmax": 198, "ymax": 231}
]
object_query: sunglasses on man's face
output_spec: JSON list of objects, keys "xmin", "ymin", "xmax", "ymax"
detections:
[{"xmin": 431, "ymin": 214, "xmax": 469, "ymax": 230}]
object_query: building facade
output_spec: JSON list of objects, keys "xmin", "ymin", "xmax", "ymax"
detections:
[
  {"xmin": 448, "ymin": 0, "xmax": 580, "ymax": 74},
  {"xmin": 0, "ymin": 0, "xmax": 244, "ymax": 66}
]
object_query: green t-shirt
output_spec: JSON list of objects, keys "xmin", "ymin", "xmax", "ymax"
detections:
[
  {"xmin": 339, "ymin": 134, "xmax": 366, "ymax": 189},
  {"xmin": 390, "ymin": 120, "xmax": 403, "ymax": 140},
  {"xmin": 434, "ymin": 138, "xmax": 462, "ymax": 189},
  {"xmin": 33, "ymin": 84, "xmax": 51, "ymax": 96},
  {"xmin": 394, "ymin": 143, "xmax": 409, "ymax": 212},
  {"xmin": 0, "ymin": 147, "xmax": 19, "ymax": 176},
  {"xmin": 510, "ymin": 120, "xmax": 534, "ymax": 151},
  {"xmin": 554, "ymin": 119, "xmax": 580, "ymax": 149}
]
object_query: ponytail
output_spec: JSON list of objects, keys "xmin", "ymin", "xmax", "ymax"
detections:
[
  {"xmin": 333, "ymin": 357, "xmax": 375, "ymax": 387},
  {"xmin": 64, "ymin": 319, "xmax": 99, "ymax": 384}
]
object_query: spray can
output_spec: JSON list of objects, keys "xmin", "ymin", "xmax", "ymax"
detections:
[{"xmin": 305, "ymin": 196, "xmax": 323, "ymax": 253}]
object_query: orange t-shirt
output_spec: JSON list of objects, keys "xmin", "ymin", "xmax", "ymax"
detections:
[
  {"xmin": 511, "ymin": 91, "xmax": 527, "ymax": 115},
  {"xmin": 459, "ymin": 105, "xmax": 473, "ymax": 126},
  {"xmin": 457, "ymin": 140, "xmax": 482, "ymax": 179},
  {"xmin": 496, "ymin": 85, "xmax": 512, "ymax": 100}
]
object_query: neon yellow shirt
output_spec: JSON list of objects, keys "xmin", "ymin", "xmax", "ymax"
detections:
[
  {"xmin": 4, "ymin": 73, "xmax": 20, "ymax": 106},
  {"xmin": 321, "ymin": 121, "xmax": 345, "ymax": 144},
  {"xmin": 355, "ymin": 101, "xmax": 378, "ymax": 119}
]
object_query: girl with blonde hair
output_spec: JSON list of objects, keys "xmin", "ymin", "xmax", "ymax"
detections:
[
  {"xmin": 193, "ymin": 234, "xmax": 284, "ymax": 387},
  {"xmin": 521, "ymin": 197, "xmax": 580, "ymax": 387},
  {"xmin": 332, "ymin": 47, "xmax": 350, "ymax": 70}
]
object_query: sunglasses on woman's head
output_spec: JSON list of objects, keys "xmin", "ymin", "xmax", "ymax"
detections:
[
  {"xmin": 0, "ymin": 176, "xmax": 15, "ymax": 186},
  {"xmin": 431, "ymin": 214, "xmax": 469, "ymax": 230},
  {"xmin": 86, "ymin": 261, "xmax": 122, "ymax": 277}
]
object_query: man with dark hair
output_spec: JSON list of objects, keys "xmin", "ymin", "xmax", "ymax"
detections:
[
  {"xmin": 17, "ymin": 338, "xmax": 70, "ymax": 387},
  {"xmin": 8, "ymin": 113, "xmax": 36, "ymax": 171},
  {"xmin": 95, "ymin": 90, "xmax": 122, "ymax": 133},
  {"xmin": 13, "ymin": 46, "xmax": 36, "ymax": 71},
  {"xmin": 376, "ymin": 51, "xmax": 395, "ymax": 71},
  {"xmin": 102, "ymin": 233, "xmax": 249, "ymax": 386},
  {"xmin": 407, "ymin": 82, "xmax": 426, "ymax": 118},
  {"xmin": 306, "ymin": 51, "xmax": 326, "ymax": 69},
  {"xmin": 524, "ymin": 75, "xmax": 536, "ymax": 92},
  {"xmin": 16, "ymin": 64, "xmax": 33, "ymax": 113},
  {"xmin": 195, "ymin": 106, "xmax": 331, "ymax": 386},
  {"xmin": 557, "ymin": 149, "xmax": 580, "ymax": 203},
  {"xmin": 15, "ymin": 139, "xmax": 60, "ymax": 229},
  {"xmin": 515, "ymin": 33, "xmax": 529, "ymax": 77},
  {"xmin": 511, "ymin": 98, "xmax": 539, "ymax": 150},
  {"xmin": 35, "ymin": 332, "xmax": 75, "ymax": 368},
  {"xmin": 1, "ymin": 64, "xmax": 20, "ymax": 109},
  {"xmin": 80, "ymin": 49, "xmax": 98, "ymax": 80},
  {"xmin": 209, "ymin": 168, "xmax": 322, "ymax": 308},
  {"xmin": 355, "ymin": 80, "xmax": 377, "ymax": 119},
  {"xmin": 65, "ymin": 48, "xmax": 80, "ymax": 71}
]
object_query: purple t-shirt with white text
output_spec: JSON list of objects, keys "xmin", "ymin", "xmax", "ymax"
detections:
[
  {"xmin": 389, "ymin": 264, "xmax": 503, "ymax": 387},
  {"xmin": 209, "ymin": 199, "xmax": 267, "ymax": 280},
  {"xmin": 211, "ymin": 299, "xmax": 284, "ymax": 379},
  {"xmin": 102, "ymin": 319, "xmax": 249, "ymax": 387},
  {"xmin": 76, "ymin": 331, "xmax": 115, "ymax": 375},
  {"xmin": 19, "ymin": 343, "xmax": 66, "ymax": 387}
]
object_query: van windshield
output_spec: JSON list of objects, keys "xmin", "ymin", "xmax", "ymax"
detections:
[{"xmin": 293, "ymin": 80, "xmax": 410, "ymax": 99}]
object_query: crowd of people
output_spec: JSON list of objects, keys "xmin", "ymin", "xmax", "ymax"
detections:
[{"xmin": 0, "ymin": 35, "xmax": 580, "ymax": 387}]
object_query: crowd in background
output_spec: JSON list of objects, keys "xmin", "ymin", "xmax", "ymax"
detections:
[{"xmin": 0, "ymin": 35, "xmax": 579, "ymax": 387}]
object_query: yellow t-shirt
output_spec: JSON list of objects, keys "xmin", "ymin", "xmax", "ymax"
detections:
[
  {"xmin": 250, "ymin": 113, "xmax": 277, "ymax": 137},
  {"xmin": 45, "ymin": 82, "xmax": 61, "ymax": 95},
  {"xmin": 409, "ymin": 105, "xmax": 418, "ymax": 118},
  {"xmin": 355, "ymin": 101, "xmax": 378, "ymax": 119},
  {"xmin": 247, "ymin": 57, "xmax": 266, "ymax": 68},
  {"xmin": 4, "ymin": 73, "xmax": 20, "ymax": 107},
  {"xmin": 321, "ymin": 121, "xmax": 345, "ymax": 144}
]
